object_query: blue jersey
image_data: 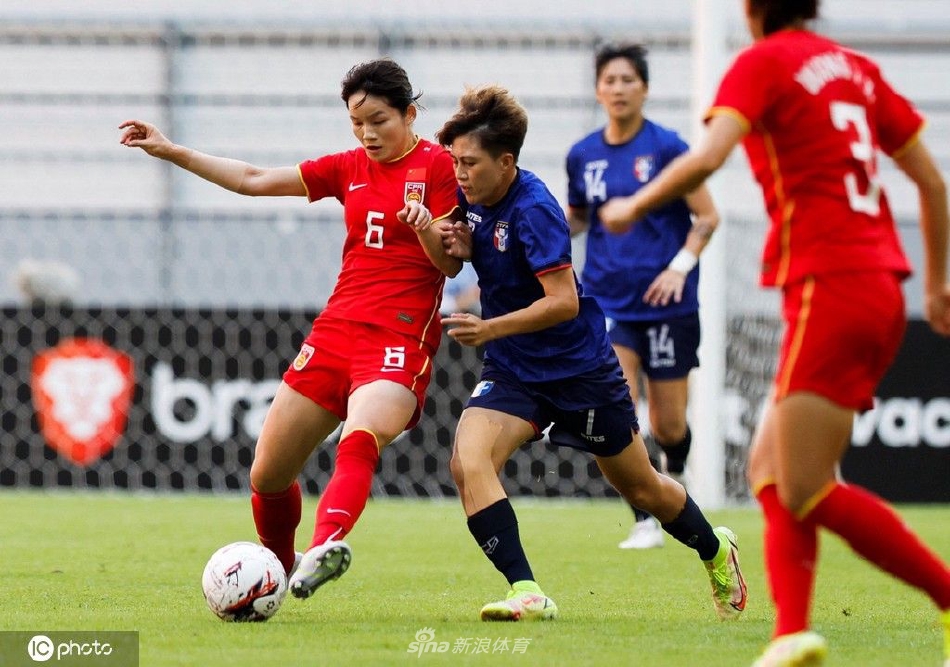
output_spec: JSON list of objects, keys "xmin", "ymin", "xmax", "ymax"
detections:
[
  {"xmin": 566, "ymin": 119, "xmax": 699, "ymax": 321},
  {"xmin": 462, "ymin": 169, "xmax": 614, "ymax": 383}
]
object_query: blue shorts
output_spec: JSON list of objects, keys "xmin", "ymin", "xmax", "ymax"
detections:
[
  {"xmin": 466, "ymin": 360, "xmax": 639, "ymax": 457},
  {"xmin": 606, "ymin": 312, "xmax": 700, "ymax": 380}
]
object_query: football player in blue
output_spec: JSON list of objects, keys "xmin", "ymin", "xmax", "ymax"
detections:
[
  {"xmin": 435, "ymin": 85, "xmax": 745, "ymax": 622},
  {"xmin": 566, "ymin": 43, "xmax": 720, "ymax": 550}
]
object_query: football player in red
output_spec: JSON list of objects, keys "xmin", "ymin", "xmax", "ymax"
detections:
[
  {"xmin": 598, "ymin": 1, "xmax": 950, "ymax": 665},
  {"xmin": 120, "ymin": 58, "xmax": 460, "ymax": 601}
]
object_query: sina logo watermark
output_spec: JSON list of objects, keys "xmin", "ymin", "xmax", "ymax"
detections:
[{"xmin": 407, "ymin": 628, "xmax": 449, "ymax": 656}]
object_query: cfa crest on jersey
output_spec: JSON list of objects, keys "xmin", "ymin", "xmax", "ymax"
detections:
[
  {"xmin": 405, "ymin": 167, "xmax": 427, "ymax": 204},
  {"xmin": 404, "ymin": 181, "xmax": 425, "ymax": 204},
  {"xmin": 494, "ymin": 221, "xmax": 509, "ymax": 252},
  {"xmin": 634, "ymin": 155, "xmax": 654, "ymax": 183},
  {"xmin": 292, "ymin": 343, "xmax": 315, "ymax": 371}
]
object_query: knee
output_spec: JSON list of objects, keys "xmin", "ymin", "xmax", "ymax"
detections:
[
  {"xmin": 250, "ymin": 458, "xmax": 293, "ymax": 494},
  {"xmin": 650, "ymin": 418, "xmax": 687, "ymax": 446},
  {"xmin": 449, "ymin": 450, "xmax": 465, "ymax": 489},
  {"xmin": 449, "ymin": 441, "xmax": 492, "ymax": 488},
  {"xmin": 249, "ymin": 460, "xmax": 273, "ymax": 493}
]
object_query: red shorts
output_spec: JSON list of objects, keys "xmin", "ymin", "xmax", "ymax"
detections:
[
  {"xmin": 283, "ymin": 316, "xmax": 436, "ymax": 429},
  {"xmin": 775, "ymin": 271, "xmax": 906, "ymax": 411}
]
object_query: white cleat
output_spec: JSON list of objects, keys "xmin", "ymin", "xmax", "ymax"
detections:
[
  {"xmin": 618, "ymin": 517, "xmax": 665, "ymax": 550},
  {"xmin": 751, "ymin": 631, "xmax": 827, "ymax": 666},
  {"xmin": 288, "ymin": 540, "xmax": 351, "ymax": 599},
  {"xmin": 287, "ymin": 551, "xmax": 303, "ymax": 579}
]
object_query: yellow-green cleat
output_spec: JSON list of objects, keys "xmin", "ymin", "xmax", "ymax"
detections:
[
  {"xmin": 941, "ymin": 608, "xmax": 950, "ymax": 667},
  {"xmin": 480, "ymin": 580, "xmax": 558, "ymax": 622},
  {"xmin": 704, "ymin": 526, "xmax": 748, "ymax": 620},
  {"xmin": 751, "ymin": 631, "xmax": 827, "ymax": 667}
]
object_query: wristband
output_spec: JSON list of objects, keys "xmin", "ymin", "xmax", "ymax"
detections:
[{"xmin": 668, "ymin": 248, "xmax": 698, "ymax": 274}]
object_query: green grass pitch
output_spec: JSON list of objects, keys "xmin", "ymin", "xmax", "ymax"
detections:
[{"xmin": 4, "ymin": 491, "xmax": 947, "ymax": 666}]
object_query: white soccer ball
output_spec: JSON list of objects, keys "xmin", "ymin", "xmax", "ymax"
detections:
[{"xmin": 201, "ymin": 541, "xmax": 288, "ymax": 622}]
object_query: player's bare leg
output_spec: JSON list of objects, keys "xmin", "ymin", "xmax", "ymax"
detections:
[{"xmin": 451, "ymin": 408, "xmax": 558, "ymax": 621}]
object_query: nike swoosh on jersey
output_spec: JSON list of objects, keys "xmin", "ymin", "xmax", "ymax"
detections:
[{"xmin": 348, "ymin": 182, "xmax": 368, "ymax": 191}]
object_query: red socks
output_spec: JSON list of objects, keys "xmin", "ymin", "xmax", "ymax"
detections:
[
  {"xmin": 809, "ymin": 482, "xmax": 950, "ymax": 610},
  {"xmin": 757, "ymin": 484, "xmax": 818, "ymax": 637},
  {"xmin": 250, "ymin": 430, "xmax": 380, "ymax": 569},
  {"xmin": 758, "ymin": 479, "xmax": 950, "ymax": 640},
  {"xmin": 310, "ymin": 429, "xmax": 380, "ymax": 548},
  {"xmin": 251, "ymin": 480, "xmax": 302, "ymax": 574}
]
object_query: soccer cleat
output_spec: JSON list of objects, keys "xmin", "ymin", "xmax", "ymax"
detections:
[
  {"xmin": 618, "ymin": 517, "xmax": 665, "ymax": 549},
  {"xmin": 288, "ymin": 540, "xmax": 351, "ymax": 599},
  {"xmin": 704, "ymin": 526, "xmax": 748, "ymax": 620},
  {"xmin": 750, "ymin": 631, "xmax": 827, "ymax": 666},
  {"xmin": 479, "ymin": 581, "xmax": 558, "ymax": 622},
  {"xmin": 287, "ymin": 551, "xmax": 303, "ymax": 579},
  {"xmin": 941, "ymin": 608, "xmax": 950, "ymax": 667}
]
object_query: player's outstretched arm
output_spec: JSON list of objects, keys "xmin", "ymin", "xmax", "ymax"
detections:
[
  {"xmin": 118, "ymin": 119, "xmax": 305, "ymax": 197},
  {"xmin": 600, "ymin": 114, "xmax": 743, "ymax": 233}
]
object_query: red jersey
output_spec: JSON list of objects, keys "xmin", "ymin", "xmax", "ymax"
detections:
[
  {"xmin": 706, "ymin": 30, "xmax": 922, "ymax": 287},
  {"xmin": 297, "ymin": 138, "xmax": 458, "ymax": 348}
]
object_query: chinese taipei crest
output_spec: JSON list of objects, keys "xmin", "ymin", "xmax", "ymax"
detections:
[
  {"xmin": 634, "ymin": 155, "xmax": 654, "ymax": 183},
  {"xmin": 494, "ymin": 221, "xmax": 509, "ymax": 252}
]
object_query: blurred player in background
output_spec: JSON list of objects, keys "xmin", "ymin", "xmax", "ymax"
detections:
[
  {"xmin": 437, "ymin": 85, "xmax": 746, "ymax": 623},
  {"xmin": 13, "ymin": 258, "xmax": 81, "ymax": 307},
  {"xmin": 120, "ymin": 58, "xmax": 460, "ymax": 602},
  {"xmin": 599, "ymin": 1, "xmax": 950, "ymax": 664},
  {"xmin": 566, "ymin": 42, "xmax": 720, "ymax": 550}
]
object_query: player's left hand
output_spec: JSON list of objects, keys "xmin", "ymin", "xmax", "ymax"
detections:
[
  {"xmin": 442, "ymin": 312, "xmax": 492, "ymax": 346},
  {"xmin": 398, "ymin": 201, "xmax": 433, "ymax": 231},
  {"xmin": 598, "ymin": 196, "xmax": 639, "ymax": 234},
  {"xmin": 643, "ymin": 268, "xmax": 687, "ymax": 307}
]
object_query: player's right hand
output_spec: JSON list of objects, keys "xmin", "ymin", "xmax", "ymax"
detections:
[
  {"xmin": 443, "ymin": 221, "xmax": 473, "ymax": 260},
  {"xmin": 643, "ymin": 268, "xmax": 686, "ymax": 307},
  {"xmin": 118, "ymin": 119, "xmax": 172, "ymax": 158},
  {"xmin": 924, "ymin": 284, "xmax": 950, "ymax": 336},
  {"xmin": 397, "ymin": 200, "xmax": 434, "ymax": 231}
]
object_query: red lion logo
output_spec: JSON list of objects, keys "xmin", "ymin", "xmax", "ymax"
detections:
[{"xmin": 31, "ymin": 339, "xmax": 135, "ymax": 466}]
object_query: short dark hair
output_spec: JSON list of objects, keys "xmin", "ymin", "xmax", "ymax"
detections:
[
  {"xmin": 340, "ymin": 58, "xmax": 423, "ymax": 113},
  {"xmin": 749, "ymin": 0, "xmax": 820, "ymax": 35},
  {"xmin": 435, "ymin": 85, "xmax": 529, "ymax": 162},
  {"xmin": 594, "ymin": 42, "xmax": 649, "ymax": 85}
]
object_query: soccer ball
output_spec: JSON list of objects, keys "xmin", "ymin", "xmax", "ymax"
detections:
[{"xmin": 201, "ymin": 541, "xmax": 288, "ymax": 622}]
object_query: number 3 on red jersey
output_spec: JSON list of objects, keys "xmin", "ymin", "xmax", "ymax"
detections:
[{"xmin": 831, "ymin": 101, "xmax": 881, "ymax": 216}]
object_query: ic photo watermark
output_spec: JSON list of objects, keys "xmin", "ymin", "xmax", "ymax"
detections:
[
  {"xmin": 0, "ymin": 632, "xmax": 138, "ymax": 667},
  {"xmin": 408, "ymin": 627, "xmax": 532, "ymax": 657}
]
